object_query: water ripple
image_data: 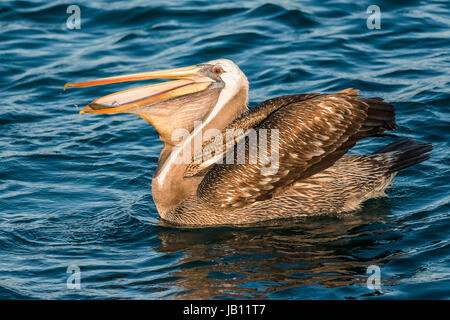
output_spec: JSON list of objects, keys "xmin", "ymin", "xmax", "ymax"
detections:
[{"xmin": 0, "ymin": 0, "xmax": 448, "ymax": 299}]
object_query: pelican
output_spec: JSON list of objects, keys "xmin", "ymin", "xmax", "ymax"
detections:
[{"xmin": 64, "ymin": 59, "xmax": 432, "ymax": 226}]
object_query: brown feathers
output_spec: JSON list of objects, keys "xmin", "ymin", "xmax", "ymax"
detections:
[{"xmin": 197, "ymin": 89, "xmax": 397, "ymax": 209}]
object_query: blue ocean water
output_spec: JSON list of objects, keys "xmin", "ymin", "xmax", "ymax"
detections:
[{"xmin": 0, "ymin": 0, "xmax": 449, "ymax": 299}]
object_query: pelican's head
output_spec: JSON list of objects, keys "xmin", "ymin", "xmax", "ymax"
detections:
[{"xmin": 64, "ymin": 59, "xmax": 248, "ymax": 146}]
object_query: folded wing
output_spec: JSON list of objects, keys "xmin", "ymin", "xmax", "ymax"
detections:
[{"xmin": 197, "ymin": 89, "xmax": 396, "ymax": 209}]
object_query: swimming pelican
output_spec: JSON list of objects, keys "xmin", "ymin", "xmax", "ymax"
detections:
[{"xmin": 64, "ymin": 59, "xmax": 432, "ymax": 225}]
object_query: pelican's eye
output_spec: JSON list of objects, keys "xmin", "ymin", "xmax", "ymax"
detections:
[{"xmin": 212, "ymin": 65, "xmax": 224, "ymax": 74}]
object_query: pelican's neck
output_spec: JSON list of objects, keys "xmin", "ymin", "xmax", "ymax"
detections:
[{"xmin": 152, "ymin": 85, "xmax": 249, "ymax": 217}]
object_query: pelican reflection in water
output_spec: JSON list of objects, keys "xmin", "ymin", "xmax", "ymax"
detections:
[
  {"xmin": 65, "ymin": 59, "xmax": 432, "ymax": 226},
  {"xmin": 154, "ymin": 201, "xmax": 398, "ymax": 299}
]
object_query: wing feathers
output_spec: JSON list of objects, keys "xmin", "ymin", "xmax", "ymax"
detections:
[
  {"xmin": 184, "ymin": 93, "xmax": 320, "ymax": 177},
  {"xmin": 197, "ymin": 89, "xmax": 396, "ymax": 209}
]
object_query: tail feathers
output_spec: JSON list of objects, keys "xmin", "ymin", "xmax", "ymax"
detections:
[
  {"xmin": 359, "ymin": 97, "xmax": 396, "ymax": 137},
  {"xmin": 373, "ymin": 138, "xmax": 433, "ymax": 173}
]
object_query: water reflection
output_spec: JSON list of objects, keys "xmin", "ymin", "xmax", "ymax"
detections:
[{"xmin": 155, "ymin": 199, "xmax": 403, "ymax": 299}]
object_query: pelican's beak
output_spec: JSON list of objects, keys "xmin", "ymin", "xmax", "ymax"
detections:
[{"xmin": 64, "ymin": 65, "xmax": 213, "ymax": 114}]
